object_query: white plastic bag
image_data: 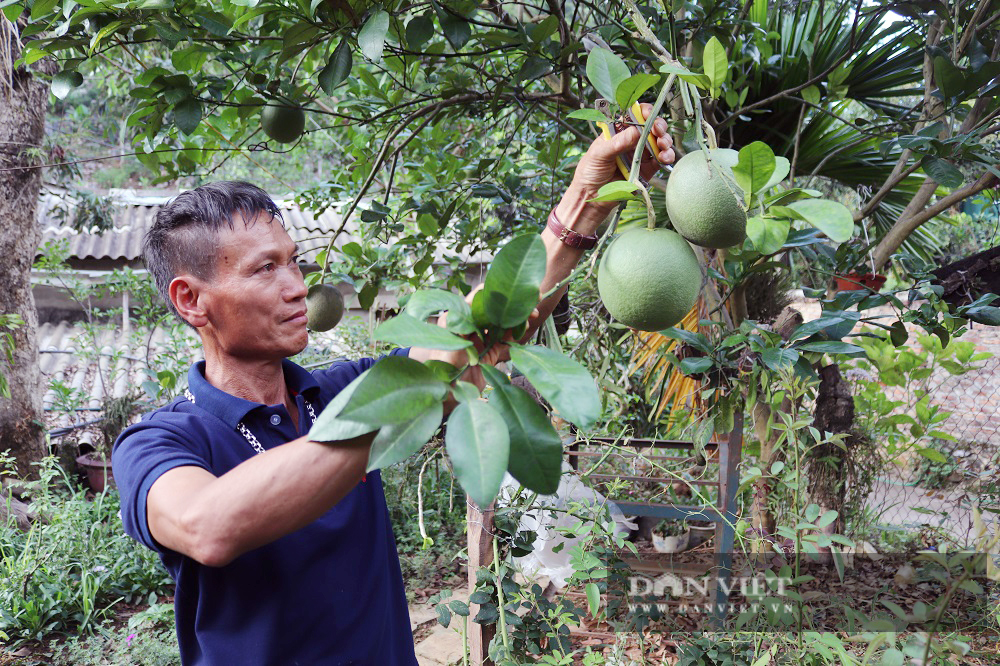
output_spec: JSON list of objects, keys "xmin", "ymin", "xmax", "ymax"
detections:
[{"xmin": 499, "ymin": 463, "xmax": 636, "ymax": 588}]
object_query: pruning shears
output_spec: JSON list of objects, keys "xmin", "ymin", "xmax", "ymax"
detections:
[{"xmin": 592, "ymin": 98, "xmax": 663, "ymax": 183}]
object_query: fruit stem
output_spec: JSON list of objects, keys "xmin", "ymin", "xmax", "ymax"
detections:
[
  {"xmin": 638, "ymin": 183, "xmax": 656, "ymax": 231},
  {"xmin": 626, "ymin": 72, "xmax": 675, "ymax": 232},
  {"xmin": 691, "ymin": 83, "xmax": 714, "ymax": 153},
  {"xmin": 626, "ymin": 72, "xmax": 676, "ymax": 188}
]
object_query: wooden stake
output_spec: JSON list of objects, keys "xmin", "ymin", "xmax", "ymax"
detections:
[{"xmin": 467, "ymin": 498, "xmax": 496, "ymax": 666}]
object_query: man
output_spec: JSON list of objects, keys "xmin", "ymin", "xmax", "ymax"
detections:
[{"xmin": 113, "ymin": 109, "xmax": 675, "ymax": 664}]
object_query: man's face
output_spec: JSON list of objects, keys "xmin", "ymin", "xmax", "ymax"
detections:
[{"xmin": 194, "ymin": 213, "xmax": 309, "ymax": 360}]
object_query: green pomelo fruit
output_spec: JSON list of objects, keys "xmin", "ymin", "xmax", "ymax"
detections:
[
  {"xmin": 306, "ymin": 284, "xmax": 345, "ymax": 332},
  {"xmin": 664, "ymin": 148, "xmax": 747, "ymax": 248},
  {"xmin": 597, "ymin": 228, "xmax": 702, "ymax": 332},
  {"xmin": 261, "ymin": 104, "xmax": 306, "ymax": 144}
]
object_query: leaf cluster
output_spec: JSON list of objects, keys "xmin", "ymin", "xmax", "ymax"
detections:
[{"xmin": 309, "ymin": 233, "xmax": 601, "ymax": 507}]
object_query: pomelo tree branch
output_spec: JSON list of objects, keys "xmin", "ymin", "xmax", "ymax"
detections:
[{"xmin": 872, "ymin": 172, "xmax": 996, "ymax": 270}]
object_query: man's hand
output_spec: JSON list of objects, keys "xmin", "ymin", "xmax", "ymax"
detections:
[{"xmin": 570, "ymin": 103, "xmax": 676, "ymax": 205}]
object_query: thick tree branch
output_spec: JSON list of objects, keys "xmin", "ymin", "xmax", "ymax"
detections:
[
  {"xmin": 855, "ymin": 161, "xmax": 923, "ymax": 223},
  {"xmin": 957, "ymin": 0, "xmax": 992, "ymax": 56},
  {"xmin": 872, "ymin": 172, "xmax": 995, "ymax": 269}
]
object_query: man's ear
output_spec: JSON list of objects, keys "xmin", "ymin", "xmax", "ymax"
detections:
[{"xmin": 169, "ymin": 276, "xmax": 208, "ymax": 328}]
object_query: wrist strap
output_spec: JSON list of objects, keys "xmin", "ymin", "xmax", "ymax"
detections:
[{"xmin": 547, "ymin": 209, "xmax": 599, "ymax": 250}]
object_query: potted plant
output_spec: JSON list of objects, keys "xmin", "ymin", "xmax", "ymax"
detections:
[
  {"xmin": 829, "ymin": 239, "xmax": 887, "ymax": 292},
  {"xmin": 76, "ymin": 393, "xmax": 138, "ymax": 492},
  {"xmin": 834, "ymin": 272, "xmax": 887, "ymax": 292}
]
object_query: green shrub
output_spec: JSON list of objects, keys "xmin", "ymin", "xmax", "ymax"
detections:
[{"xmin": 0, "ymin": 458, "xmax": 173, "ymax": 645}]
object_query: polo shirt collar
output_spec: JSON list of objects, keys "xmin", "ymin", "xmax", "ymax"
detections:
[{"xmin": 186, "ymin": 359, "xmax": 322, "ymax": 429}]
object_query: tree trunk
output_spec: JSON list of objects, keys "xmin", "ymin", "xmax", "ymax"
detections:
[
  {"xmin": 808, "ymin": 364, "xmax": 856, "ymax": 549},
  {"xmin": 0, "ymin": 15, "xmax": 50, "ymax": 478},
  {"xmin": 748, "ymin": 306, "xmax": 802, "ymax": 545}
]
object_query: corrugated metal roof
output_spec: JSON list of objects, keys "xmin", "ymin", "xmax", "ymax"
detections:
[
  {"xmin": 38, "ymin": 319, "xmax": 367, "ymax": 441},
  {"xmin": 37, "ymin": 192, "xmax": 359, "ymax": 263},
  {"xmin": 36, "ymin": 191, "xmax": 492, "ymax": 266}
]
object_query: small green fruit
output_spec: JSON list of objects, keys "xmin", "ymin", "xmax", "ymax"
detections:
[
  {"xmin": 260, "ymin": 104, "xmax": 306, "ymax": 144},
  {"xmin": 306, "ymin": 284, "xmax": 345, "ymax": 332}
]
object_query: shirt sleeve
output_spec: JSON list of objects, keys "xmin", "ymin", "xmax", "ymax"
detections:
[{"xmin": 112, "ymin": 411, "xmax": 214, "ymax": 553}]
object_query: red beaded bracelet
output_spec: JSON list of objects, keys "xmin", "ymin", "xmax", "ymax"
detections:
[{"xmin": 546, "ymin": 209, "xmax": 599, "ymax": 250}]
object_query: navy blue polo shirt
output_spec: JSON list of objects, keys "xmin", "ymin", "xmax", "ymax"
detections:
[{"xmin": 112, "ymin": 351, "xmax": 417, "ymax": 665}]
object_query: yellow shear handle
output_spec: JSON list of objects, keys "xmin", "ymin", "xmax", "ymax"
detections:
[{"xmin": 594, "ymin": 102, "xmax": 661, "ymax": 181}]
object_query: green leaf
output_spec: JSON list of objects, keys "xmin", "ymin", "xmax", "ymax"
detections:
[
  {"xmin": 889, "ymin": 321, "xmax": 909, "ymax": 347},
  {"xmin": 761, "ymin": 157, "xmax": 791, "ymax": 192},
  {"xmin": 449, "ymin": 600, "xmax": 470, "ymax": 616},
  {"xmin": 367, "ymin": 402, "xmax": 442, "ymax": 471},
  {"xmin": 318, "ymin": 39, "xmax": 352, "ymax": 94},
  {"xmin": 586, "ymin": 583, "xmax": 601, "ymax": 617},
  {"xmin": 567, "ymin": 109, "xmax": 610, "ymax": 123},
  {"xmin": 451, "ymin": 380, "xmax": 481, "ymax": 403},
  {"xmin": 880, "ymin": 648, "xmax": 904, "ymax": 666},
  {"xmin": 590, "ymin": 180, "xmax": 638, "ymax": 202},
  {"xmin": 473, "ymin": 602, "xmax": 499, "ymax": 624},
  {"xmin": 786, "ymin": 199, "xmax": 854, "ymax": 243},
  {"xmin": 760, "ymin": 348, "xmax": 799, "ymax": 370},
  {"xmin": 660, "ymin": 63, "xmax": 711, "ymax": 90},
  {"xmin": 433, "ymin": 2, "xmax": 471, "ymax": 50},
  {"xmin": 586, "ymin": 47, "xmax": 631, "ymax": 103},
  {"xmin": 436, "ymin": 603, "xmax": 452, "ymax": 628},
  {"xmin": 446, "ymin": 400, "xmax": 510, "ymax": 508},
  {"xmin": 51, "ymin": 70, "xmax": 83, "ymax": 99},
  {"xmin": 339, "ymin": 355, "xmax": 449, "ymax": 426},
  {"xmin": 815, "ymin": 510, "xmax": 838, "ymax": 528},
  {"xmin": 921, "ymin": 156, "xmax": 964, "ymax": 188},
  {"xmin": 359, "ymin": 10, "xmax": 389, "ymax": 62},
  {"xmin": 615, "ymin": 73, "xmax": 660, "ymax": 112},
  {"xmin": 404, "ymin": 288, "xmax": 476, "ymax": 334},
  {"xmin": 732, "ymin": 141, "xmax": 776, "ymax": 196},
  {"xmin": 680, "ymin": 357, "xmax": 712, "ymax": 375},
  {"xmin": 479, "ymin": 363, "xmax": 510, "ymax": 387},
  {"xmin": 470, "ymin": 288, "xmax": 490, "ymax": 329},
  {"xmin": 509, "ymin": 344, "xmax": 601, "ymax": 428},
  {"xmin": 405, "ymin": 13, "xmax": 434, "ymax": 49},
  {"xmin": 801, "ymin": 84, "xmax": 821, "ymax": 105},
  {"xmin": 29, "ymin": 0, "xmax": 58, "ymax": 20},
  {"xmin": 917, "ymin": 447, "xmax": 947, "ymax": 463},
  {"xmin": 358, "ymin": 281, "xmax": 379, "ymax": 310},
  {"xmin": 173, "ymin": 97, "xmax": 203, "ymax": 135},
  {"xmin": 516, "ymin": 55, "xmax": 551, "ymax": 82},
  {"xmin": 308, "ymin": 371, "xmax": 378, "ymax": 442},
  {"xmin": 483, "ymin": 234, "xmax": 547, "ymax": 328},
  {"xmin": 702, "ymin": 36, "xmax": 728, "ymax": 93},
  {"xmin": 746, "ymin": 215, "xmax": 789, "ymax": 255},
  {"xmin": 933, "ymin": 55, "xmax": 963, "ymax": 100},
  {"xmin": 374, "ymin": 313, "xmax": 471, "ymax": 351},
  {"xmin": 796, "ymin": 340, "xmax": 864, "ymax": 354},
  {"xmin": 489, "ymin": 384, "xmax": 562, "ymax": 495},
  {"xmin": 965, "ymin": 305, "xmax": 1000, "ymax": 326}
]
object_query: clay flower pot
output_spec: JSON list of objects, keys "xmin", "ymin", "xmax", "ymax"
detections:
[
  {"xmin": 834, "ymin": 272, "xmax": 886, "ymax": 292},
  {"xmin": 76, "ymin": 452, "xmax": 115, "ymax": 493}
]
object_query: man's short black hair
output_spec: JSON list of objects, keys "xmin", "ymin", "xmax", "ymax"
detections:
[{"xmin": 143, "ymin": 181, "xmax": 283, "ymax": 323}]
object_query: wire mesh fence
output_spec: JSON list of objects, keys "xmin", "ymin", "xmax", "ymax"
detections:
[{"xmin": 846, "ymin": 325, "xmax": 1000, "ymax": 550}]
